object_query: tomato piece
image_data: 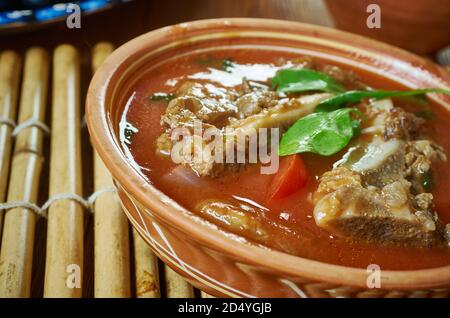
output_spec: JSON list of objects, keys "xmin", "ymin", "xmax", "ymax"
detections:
[{"xmin": 267, "ymin": 154, "xmax": 308, "ymax": 201}]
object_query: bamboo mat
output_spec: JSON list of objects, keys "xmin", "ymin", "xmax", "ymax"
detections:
[{"xmin": 0, "ymin": 42, "xmax": 212, "ymax": 298}]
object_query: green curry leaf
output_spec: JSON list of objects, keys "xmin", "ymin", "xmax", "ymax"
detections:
[
  {"xmin": 420, "ymin": 170, "xmax": 435, "ymax": 192},
  {"xmin": 279, "ymin": 108, "xmax": 361, "ymax": 156},
  {"xmin": 222, "ymin": 58, "xmax": 235, "ymax": 72},
  {"xmin": 272, "ymin": 68, "xmax": 345, "ymax": 94},
  {"xmin": 149, "ymin": 92, "xmax": 175, "ymax": 103},
  {"xmin": 315, "ymin": 89, "xmax": 450, "ymax": 112}
]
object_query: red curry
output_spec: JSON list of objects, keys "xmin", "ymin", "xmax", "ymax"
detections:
[{"xmin": 120, "ymin": 48, "xmax": 450, "ymax": 270}]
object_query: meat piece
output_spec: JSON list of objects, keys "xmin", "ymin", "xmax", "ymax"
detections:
[
  {"xmin": 235, "ymin": 90, "xmax": 279, "ymax": 119},
  {"xmin": 405, "ymin": 140, "xmax": 447, "ymax": 193},
  {"xmin": 319, "ymin": 64, "xmax": 367, "ymax": 90},
  {"xmin": 316, "ymin": 97, "xmax": 448, "ymax": 246},
  {"xmin": 158, "ymin": 77, "xmax": 331, "ymax": 177},
  {"xmin": 162, "ymin": 82, "xmax": 238, "ymax": 129},
  {"xmin": 229, "ymin": 93, "xmax": 332, "ymax": 135},
  {"xmin": 356, "ymin": 99, "xmax": 395, "ymax": 137},
  {"xmin": 357, "ymin": 99, "xmax": 425, "ymax": 141},
  {"xmin": 313, "ymin": 167, "xmax": 447, "ymax": 247},
  {"xmin": 240, "ymin": 77, "xmax": 253, "ymax": 94},
  {"xmin": 196, "ymin": 199, "xmax": 317, "ymax": 253},
  {"xmin": 336, "ymin": 138, "xmax": 406, "ymax": 188},
  {"xmin": 239, "ymin": 77, "xmax": 271, "ymax": 95},
  {"xmin": 161, "ymin": 99, "xmax": 199, "ymax": 130},
  {"xmin": 157, "ymin": 81, "xmax": 239, "ymax": 175},
  {"xmin": 323, "ymin": 136, "xmax": 447, "ymax": 246},
  {"xmin": 337, "ymin": 99, "xmax": 446, "ymax": 190},
  {"xmin": 196, "ymin": 199, "xmax": 268, "ymax": 240},
  {"xmin": 385, "ymin": 107, "xmax": 425, "ymax": 140}
]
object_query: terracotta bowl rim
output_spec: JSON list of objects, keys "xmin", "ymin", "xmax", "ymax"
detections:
[{"xmin": 86, "ymin": 17, "xmax": 450, "ymax": 290}]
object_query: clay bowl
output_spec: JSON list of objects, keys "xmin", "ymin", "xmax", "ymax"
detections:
[{"xmin": 86, "ymin": 18, "xmax": 450, "ymax": 298}]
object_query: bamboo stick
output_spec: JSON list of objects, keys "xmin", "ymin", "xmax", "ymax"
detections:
[
  {"xmin": 0, "ymin": 48, "xmax": 49, "ymax": 298},
  {"xmin": 91, "ymin": 42, "xmax": 131, "ymax": 298},
  {"xmin": 164, "ymin": 265, "xmax": 194, "ymax": 298},
  {"xmin": 44, "ymin": 44, "xmax": 83, "ymax": 298},
  {"xmin": 0, "ymin": 51, "xmax": 21, "ymax": 235},
  {"xmin": 132, "ymin": 229, "xmax": 160, "ymax": 298}
]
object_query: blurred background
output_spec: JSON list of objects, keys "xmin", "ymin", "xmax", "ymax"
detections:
[{"xmin": 0, "ymin": 0, "xmax": 449, "ymax": 59}]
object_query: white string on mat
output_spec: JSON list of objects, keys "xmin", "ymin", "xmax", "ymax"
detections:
[
  {"xmin": 0, "ymin": 186, "xmax": 116, "ymax": 219},
  {"xmin": 0, "ymin": 117, "xmax": 16, "ymax": 129},
  {"xmin": 0, "ymin": 117, "xmax": 50, "ymax": 137},
  {"xmin": 12, "ymin": 118, "xmax": 50, "ymax": 137}
]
